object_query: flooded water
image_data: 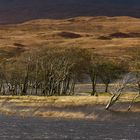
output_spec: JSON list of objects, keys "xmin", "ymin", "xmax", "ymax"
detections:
[
  {"xmin": 0, "ymin": 115, "xmax": 140, "ymax": 140},
  {"xmin": 75, "ymin": 84, "xmax": 137, "ymax": 94}
]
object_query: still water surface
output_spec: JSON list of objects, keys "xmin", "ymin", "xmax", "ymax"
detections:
[{"xmin": 0, "ymin": 115, "xmax": 140, "ymax": 140}]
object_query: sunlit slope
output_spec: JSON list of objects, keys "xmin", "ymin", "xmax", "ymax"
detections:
[{"xmin": 0, "ymin": 16, "xmax": 140, "ymax": 59}]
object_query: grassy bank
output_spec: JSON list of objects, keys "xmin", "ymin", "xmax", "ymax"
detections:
[{"xmin": 0, "ymin": 94, "xmax": 140, "ymax": 120}]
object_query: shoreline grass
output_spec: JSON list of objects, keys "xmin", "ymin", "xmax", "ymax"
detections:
[{"xmin": 0, "ymin": 94, "xmax": 140, "ymax": 120}]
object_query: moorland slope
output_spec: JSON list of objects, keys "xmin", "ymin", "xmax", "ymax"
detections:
[{"xmin": 0, "ymin": 16, "xmax": 140, "ymax": 60}]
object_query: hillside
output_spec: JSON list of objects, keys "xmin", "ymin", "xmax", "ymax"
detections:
[
  {"xmin": 0, "ymin": 16, "xmax": 140, "ymax": 60},
  {"xmin": 0, "ymin": 0, "xmax": 140, "ymax": 24}
]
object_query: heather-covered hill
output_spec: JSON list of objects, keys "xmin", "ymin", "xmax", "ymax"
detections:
[{"xmin": 0, "ymin": 16, "xmax": 140, "ymax": 60}]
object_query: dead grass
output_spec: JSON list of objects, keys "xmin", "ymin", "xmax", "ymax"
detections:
[
  {"xmin": 0, "ymin": 16, "xmax": 140, "ymax": 60},
  {"xmin": 0, "ymin": 94, "xmax": 140, "ymax": 119}
]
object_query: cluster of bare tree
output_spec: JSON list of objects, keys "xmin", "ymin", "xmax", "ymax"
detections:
[
  {"xmin": 0, "ymin": 47, "xmax": 139, "ymax": 103},
  {"xmin": 106, "ymin": 49, "xmax": 140, "ymax": 110},
  {"xmin": 0, "ymin": 47, "xmax": 85, "ymax": 96}
]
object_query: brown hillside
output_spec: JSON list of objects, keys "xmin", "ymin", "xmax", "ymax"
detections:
[{"xmin": 0, "ymin": 16, "xmax": 140, "ymax": 60}]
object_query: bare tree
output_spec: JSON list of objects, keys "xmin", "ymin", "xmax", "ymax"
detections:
[
  {"xmin": 83, "ymin": 50, "xmax": 101, "ymax": 96},
  {"xmin": 106, "ymin": 73, "xmax": 132, "ymax": 110},
  {"xmin": 98, "ymin": 61, "xmax": 128, "ymax": 93},
  {"xmin": 128, "ymin": 50, "xmax": 140, "ymax": 110}
]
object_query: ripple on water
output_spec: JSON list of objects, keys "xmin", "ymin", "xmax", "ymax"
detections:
[{"xmin": 0, "ymin": 115, "xmax": 140, "ymax": 139}]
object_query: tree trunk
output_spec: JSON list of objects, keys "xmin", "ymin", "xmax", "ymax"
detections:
[
  {"xmin": 91, "ymin": 75, "xmax": 97, "ymax": 96},
  {"xmin": 105, "ymin": 83, "xmax": 109, "ymax": 93},
  {"xmin": 128, "ymin": 94, "xmax": 140, "ymax": 111},
  {"xmin": 106, "ymin": 92, "xmax": 122, "ymax": 110},
  {"xmin": 22, "ymin": 75, "xmax": 28, "ymax": 95},
  {"xmin": 105, "ymin": 94, "xmax": 116, "ymax": 110}
]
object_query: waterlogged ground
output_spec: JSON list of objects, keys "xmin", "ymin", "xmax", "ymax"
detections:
[{"xmin": 0, "ymin": 115, "xmax": 140, "ymax": 140}]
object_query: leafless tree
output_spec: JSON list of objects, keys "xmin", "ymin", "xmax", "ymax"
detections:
[
  {"xmin": 106, "ymin": 73, "xmax": 132, "ymax": 110},
  {"xmin": 128, "ymin": 54, "xmax": 140, "ymax": 110},
  {"xmin": 98, "ymin": 61, "xmax": 128, "ymax": 93}
]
